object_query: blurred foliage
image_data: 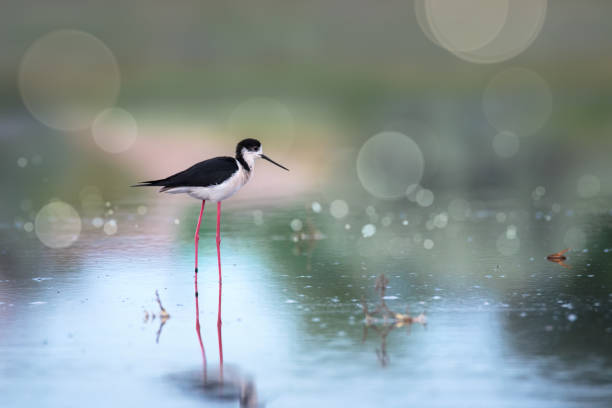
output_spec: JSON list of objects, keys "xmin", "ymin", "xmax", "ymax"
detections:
[{"xmin": 2, "ymin": 0, "xmax": 612, "ymax": 223}]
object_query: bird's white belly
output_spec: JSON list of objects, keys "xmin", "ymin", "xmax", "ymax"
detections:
[{"xmin": 164, "ymin": 167, "xmax": 252, "ymax": 202}]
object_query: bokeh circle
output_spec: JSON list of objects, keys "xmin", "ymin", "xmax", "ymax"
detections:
[
  {"xmin": 416, "ymin": 0, "xmax": 548, "ymax": 64},
  {"xmin": 19, "ymin": 30, "xmax": 120, "ymax": 131},
  {"xmin": 290, "ymin": 219, "xmax": 303, "ymax": 232},
  {"xmin": 92, "ymin": 107, "xmax": 138, "ymax": 153},
  {"xmin": 425, "ymin": 0, "xmax": 509, "ymax": 53},
  {"xmin": 453, "ymin": 0, "xmax": 548, "ymax": 64},
  {"xmin": 330, "ymin": 200, "xmax": 349, "ymax": 219},
  {"xmin": 35, "ymin": 201, "xmax": 82, "ymax": 248},
  {"xmin": 416, "ymin": 188, "xmax": 435, "ymax": 207},
  {"xmin": 357, "ymin": 132, "xmax": 424, "ymax": 200}
]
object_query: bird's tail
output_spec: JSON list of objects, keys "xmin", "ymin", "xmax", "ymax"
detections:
[{"xmin": 131, "ymin": 179, "xmax": 167, "ymax": 188}]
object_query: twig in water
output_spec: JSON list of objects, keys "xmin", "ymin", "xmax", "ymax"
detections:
[
  {"xmin": 155, "ymin": 290, "xmax": 170, "ymax": 320},
  {"xmin": 143, "ymin": 290, "xmax": 171, "ymax": 343},
  {"xmin": 362, "ymin": 274, "xmax": 427, "ymax": 366}
]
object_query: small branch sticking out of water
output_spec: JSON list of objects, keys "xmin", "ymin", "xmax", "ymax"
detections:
[
  {"xmin": 362, "ymin": 274, "xmax": 426, "ymax": 367},
  {"xmin": 143, "ymin": 291, "xmax": 171, "ymax": 343},
  {"xmin": 155, "ymin": 290, "xmax": 170, "ymax": 320}
]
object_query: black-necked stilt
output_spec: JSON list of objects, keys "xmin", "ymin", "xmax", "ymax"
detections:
[{"xmin": 133, "ymin": 138, "xmax": 288, "ymax": 329}]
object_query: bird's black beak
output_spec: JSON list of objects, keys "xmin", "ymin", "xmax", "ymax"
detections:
[{"xmin": 261, "ymin": 154, "xmax": 289, "ymax": 171}]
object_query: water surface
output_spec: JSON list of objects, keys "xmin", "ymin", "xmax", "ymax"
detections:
[{"xmin": 1, "ymin": 197, "xmax": 611, "ymax": 407}]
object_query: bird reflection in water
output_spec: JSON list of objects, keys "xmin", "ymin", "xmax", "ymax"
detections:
[
  {"xmin": 361, "ymin": 274, "xmax": 426, "ymax": 367},
  {"xmin": 193, "ymin": 272, "xmax": 260, "ymax": 407}
]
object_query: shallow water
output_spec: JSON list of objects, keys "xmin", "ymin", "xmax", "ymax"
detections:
[{"xmin": 1, "ymin": 198, "xmax": 612, "ymax": 407}]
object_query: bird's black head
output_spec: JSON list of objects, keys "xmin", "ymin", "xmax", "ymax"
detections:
[
  {"xmin": 235, "ymin": 138, "xmax": 261, "ymax": 157},
  {"xmin": 234, "ymin": 138, "xmax": 289, "ymax": 172}
]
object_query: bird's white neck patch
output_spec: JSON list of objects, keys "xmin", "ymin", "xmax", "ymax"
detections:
[{"xmin": 241, "ymin": 147, "xmax": 261, "ymax": 170}]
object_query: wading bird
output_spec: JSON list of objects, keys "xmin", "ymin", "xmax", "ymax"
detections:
[{"xmin": 133, "ymin": 138, "xmax": 289, "ymax": 327}]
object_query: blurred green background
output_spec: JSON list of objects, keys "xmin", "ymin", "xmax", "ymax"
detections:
[{"xmin": 2, "ymin": 0, "xmax": 612, "ymax": 221}]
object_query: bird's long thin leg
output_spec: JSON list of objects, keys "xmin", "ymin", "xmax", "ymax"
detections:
[
  {"xmin": 216, "ymin": 201, "xmax": 222, "ymax": 314},
  {"xmin": 217, "ymin": 308, "xmax": 224, "ymax": 382},
  {"xmin": 195, "ymin": 294, "xmax": 207, "ymax": 382},
  {"xmin": 194, "ymin": 201, "xmax": 207, "ymax": 380},
  {"xmin": 216, "ymin": 201, "xmax": 224, "ymax": 378},
  {"xmin": 195, "ymin": 200, "xmax": 205, "ymax": 274}
]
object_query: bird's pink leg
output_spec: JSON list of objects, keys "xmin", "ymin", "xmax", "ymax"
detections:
[
  {"xmin": 195, "ymin": 292, "xmax": 207, "ymax": 382},
  {"xmin": 216, "ymin": 201, "xmax": 224, "ymax": 376},
  {"xmin": 195, "ymin": 200, "xmax": 205, "ymax": 274},
  {"xmin": 194, "ymin": 201, "xmax": 206, "ymax": 379},
  {"xmin": 217, "ymin": 308, "xmax": 224, "ymax": 381},
  {"xmin": 215, "ymin": 201, "xmax": 222, "ymax": 312}
]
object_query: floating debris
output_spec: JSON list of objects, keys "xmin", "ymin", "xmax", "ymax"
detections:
[
  {"xmin": 361, "ymin": 274, "xmax": 426, "ymax": 367},
  {"xmin": 547, "ymin": 248, "xmax": 570, "ymax": 268}
]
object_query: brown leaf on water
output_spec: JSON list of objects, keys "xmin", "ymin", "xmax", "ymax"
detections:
[
  {"xmin": 547, "ymin": 248, "xmax": 570, "ymax": 260},
  {"xmin": 547, "ymin": 248, "xmax": 571, "ymax": 268}
]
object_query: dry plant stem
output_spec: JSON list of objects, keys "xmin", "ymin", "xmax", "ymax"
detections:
[{"xmin": 155, "ymin": 290, "xmax": 170, "ymax": 319}]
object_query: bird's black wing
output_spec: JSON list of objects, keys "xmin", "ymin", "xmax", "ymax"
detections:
[{"xmin": 133, "ymin": 157, "xmax": 238, "ymax": 190}]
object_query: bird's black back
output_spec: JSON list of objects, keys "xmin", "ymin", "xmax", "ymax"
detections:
[{"xmin": 134, "ymin": 156, "xmax": 239, "ymax": 189}]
